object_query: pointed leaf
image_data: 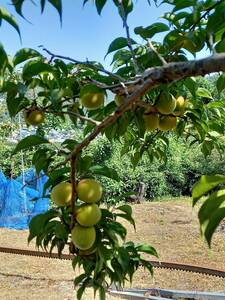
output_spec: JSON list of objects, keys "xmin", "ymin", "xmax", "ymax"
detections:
[
  {"xmin": 22, "ymin": 60, "xmax": 54, "ymax": 80},
  {"xmin": 13, "ymin": 48, "xmax": 42, "ymax": 66},
  {"xmin": 134, "ymin": 23, "xmax": 169, "ymax": 39},
  {"xmin": 89, "ymin": 165, "xmax": 119, "ymax": 181},
  {"xmin": 203, "ymin": 208, "xmax": 225, "ymax": 247},
  {"xmin": 136, "ymin": 244, "xmax": 158, "ymax": 257},
  {"xmin": 95, "ymin": 0, "xmax": 107, "ymax": 14},
  {"xmin": 13, "ymin": 135, "xmax": 50, "ymax": 154},
  {"xmin": 48, "ymin": 0, "xmax": 62, "ymax": 23},
  {"xmin": 106, "ymin": 37, "xmax": 136, "ymax": 56},
  {"xmin": 192, "ymin": 175, "xmax": 225, "ymax": 204},
  {"xmin": 0, "ymin": 7, "xmax": 21, "ymax": 37}
]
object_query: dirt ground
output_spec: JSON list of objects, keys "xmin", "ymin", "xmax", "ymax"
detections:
[{"xmin": 0, "ymin": 198, "xmax": 225, "ymax": 299}]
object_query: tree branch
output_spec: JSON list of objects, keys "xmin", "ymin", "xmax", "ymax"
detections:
[
  {"xmin": 42, "ymin": 47, "xmax": 125, "ymax": 83},
  {"xmin": 190, "ymin": 0, "xmax": 224, "ymax": 31},
  {"xmin": 118, "ymin": 1, "xmax": 140, "ymax": 74},
  {"xmin": 45, "ymin": 109, "xmax": 100, "ymax": 126},
  {"xmin": 53, "ymin": 53, "xmax": 225, "ymax": 168},
  {"xmin": 111, "ymin": 53, "xmax": 225, "ymax": 94},
  {"xmin": 147, "ymin": 40, "xmax": 167, "ymax": 66}
]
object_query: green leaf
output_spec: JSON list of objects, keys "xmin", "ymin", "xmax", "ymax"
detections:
[
  {"xmin": 106, "ymin": 37, "xmax": 136, "ymax": 56},
  {"xmin": 216, "ymin": 73, "xmax": 225, "ymax": 94},
  {"xmin": 173, "ymin": 0, "xmax": 195, "ymax": 11},
  {"xmin": 116, "ymin": 204, "xmax": 132, "ymax": 216},
  {"xmin": 0, "ymin": 43, "xmax": 9, "ymax": 83},
  {"xmin": 13, "ymin": 48, "xmax": 42, "ymax": 66},
  {"xmin": 48, "ymin": 0, "xmax": 62, "ymax": 23},
  {"xmin": 196, "ymin": 88, "xmax": 213, "ymax": 99},
  {"xmin": 22, "ymin": 60, "xmax": 54, "ymax": 80},
  {"xmin": 77, "ymin": 285, "xmax": 86, "ymax": 300},
  {"xmin": 89, "ymin": 165, "xmax": 119, "ymax": 181},
  {"xmin": 192, "ymin": 175, "xmax": 225, "ymax": 204},
  {"xmin": 28, "ymin": 210, "xmax": 58, "ymax": 243},
  {"xmin": 134, "ymin": 23, "xmax": 169, "ymax": 39},
  {"xmin": 136, "ymin": 244, "xmax": 159, "ymax": 257},
  {"xmin": 74, "ymin": 273, "xmax": 88, "ymax": 287},
  {"xmin": 54, "ymin": 222, "xmax": 68, "ymax": 239},
  {"xmin": 117, "ymin": 247, "xmax": 130, "ymax": 271},
  {"xmin": 13, "ymin": 135, "xmax": 50, "ymax": 154},
  {"xmin": 95, "ymin": 0, "xmax": 107, "ymax": 14},
  {"xmin": 200, "ymin": 207, "xmax": 225, "ymax": 247},
  {"xmin": 12, "ymin": 0, "xmax": 26, "ymax": 17},
  {"xmin": 198, "ymin": 189, "xmax": 225, "ymax": 227},
  {"xmin": 0, "ymin": 7, "xmax": 21, "ymax": 37}
]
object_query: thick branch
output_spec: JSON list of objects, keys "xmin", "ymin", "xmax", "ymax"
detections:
[
  {"xmin": 54, "ymin": 53, "xmax": 225, "ymax": 167},
  {"xmin": 111, "ymin": 53, "xmax": 225, "ymax": 94}
]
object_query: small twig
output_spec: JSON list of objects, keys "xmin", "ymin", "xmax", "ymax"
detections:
[
  {"xmin": 190, "ymin": 0, "xmax": 224, "ymax": 31},
  {"xmin": 147, "ymin": 40, "xmax": 167, "ymax": 66},
  {"xmin": 118, "ymin": 1, "xmax": 140, "ymax": 74},
  {"xmin": 21, "ymin": 173, "xmax": 45, "ymax": 190},
  {"xmin": 41, "ymin": 47, "xmax": 125, "ymax": 83},
  {"xmin": 45, "ymin": 109, "xmax": 100, "ymax": 126},
  {"xmin": 208, "ymin": 33, "xmax": 217, "ymax": 55}
]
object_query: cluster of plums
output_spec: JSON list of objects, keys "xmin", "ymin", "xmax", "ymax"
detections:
[
  {"xmin": 115, "ymin": 91, "xmax": 186, "ymax": 132},
  {"xmin": 143, "ymin": 92, "xmax": 186, "ymax": 132},
  {"xmin": 51, "ymin": 179, "xmax": 103, "ymax": 254}
]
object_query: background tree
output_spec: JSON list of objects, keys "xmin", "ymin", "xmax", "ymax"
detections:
[{"xmin": 1, "ymin": 0, "xmax": 225, "ymax": 299}]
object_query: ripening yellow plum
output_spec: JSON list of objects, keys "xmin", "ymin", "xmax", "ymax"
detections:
[
  {"xmin": 76, "ymin": 203, "xmax": 102, "ymax": 227},
  {"xmin": 77, "ymin": 179, "xmax": 103, "ymax": 203},
  {"xmin": 24, "ymin": 109, "xmax": 45, "ymax": 126},
  {"xmin": 155, "ymin": 92, "xmax": 176, "ymax": 115},
  {"xmin": 159, "ymin": 116, "xmax": 177, "ymax": 131},
  {"xmin": 173, "ymin": 96, "xmax": 186, "ymax": 116},
  {"xmin": 143, "ymin": 113, "xmax": 159, "ymax": 131},
  {"xmin": 71, "ymin": 224, "xmax": 96, "ymax": 250},
  {"xmin": 50, "ymin": 182, "xmax": 72, "ymax": 207}
]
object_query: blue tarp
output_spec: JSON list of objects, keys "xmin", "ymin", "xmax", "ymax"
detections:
[
  {"xmin": 0, "ymin": 171, "xmax": 7, "ymax": 211},
  {"xmin": 0, "ymin": 169, "xmax": 50, "ymax": 230}
]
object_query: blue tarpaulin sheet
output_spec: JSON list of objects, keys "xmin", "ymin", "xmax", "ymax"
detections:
[{"xmin": 0, "ymin": 169, "xmax": 50, "ymax": 230}]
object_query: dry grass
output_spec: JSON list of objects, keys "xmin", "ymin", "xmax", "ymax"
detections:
[{"xmin": 0, "ymin": 198, "xmax": 225, "ymax": 299}]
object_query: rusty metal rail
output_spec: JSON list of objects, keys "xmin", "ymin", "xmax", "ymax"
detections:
[{"xmin": 0, "ymin": 246, "xmax": 225, "ymax": 278}]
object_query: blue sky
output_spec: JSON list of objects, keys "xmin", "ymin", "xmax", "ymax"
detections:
[{"xmin": 1, "ymin": 1, "xmax": 169, "ymax": 67}]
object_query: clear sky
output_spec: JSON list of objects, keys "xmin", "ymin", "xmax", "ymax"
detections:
[{"xmin": 1, "ymin": 1, "xmax": 169, "ymax": 67}]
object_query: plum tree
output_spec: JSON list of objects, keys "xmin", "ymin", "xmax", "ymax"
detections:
[
  {"xmin": 71, "ymin": 224, "xmax": 96, "ymax": 250},
  {"xmin": 75, "ymin": 203, "xmax": 102, "ymax": 227},
  {"xmin": 2, "ymin": 0, "xmax": 225, "ymax": 298},
  {"xmin": 77, "ymin": 179, "xmax": 103, "ymax": 203},
  {"xmin": 50, "ymin": 182, "xmax": 72, "ymax": 207}
]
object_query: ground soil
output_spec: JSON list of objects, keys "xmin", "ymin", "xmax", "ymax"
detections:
[{"xmin": 0, "ymin": 198, "xmax": 225, "ymax": 299}]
